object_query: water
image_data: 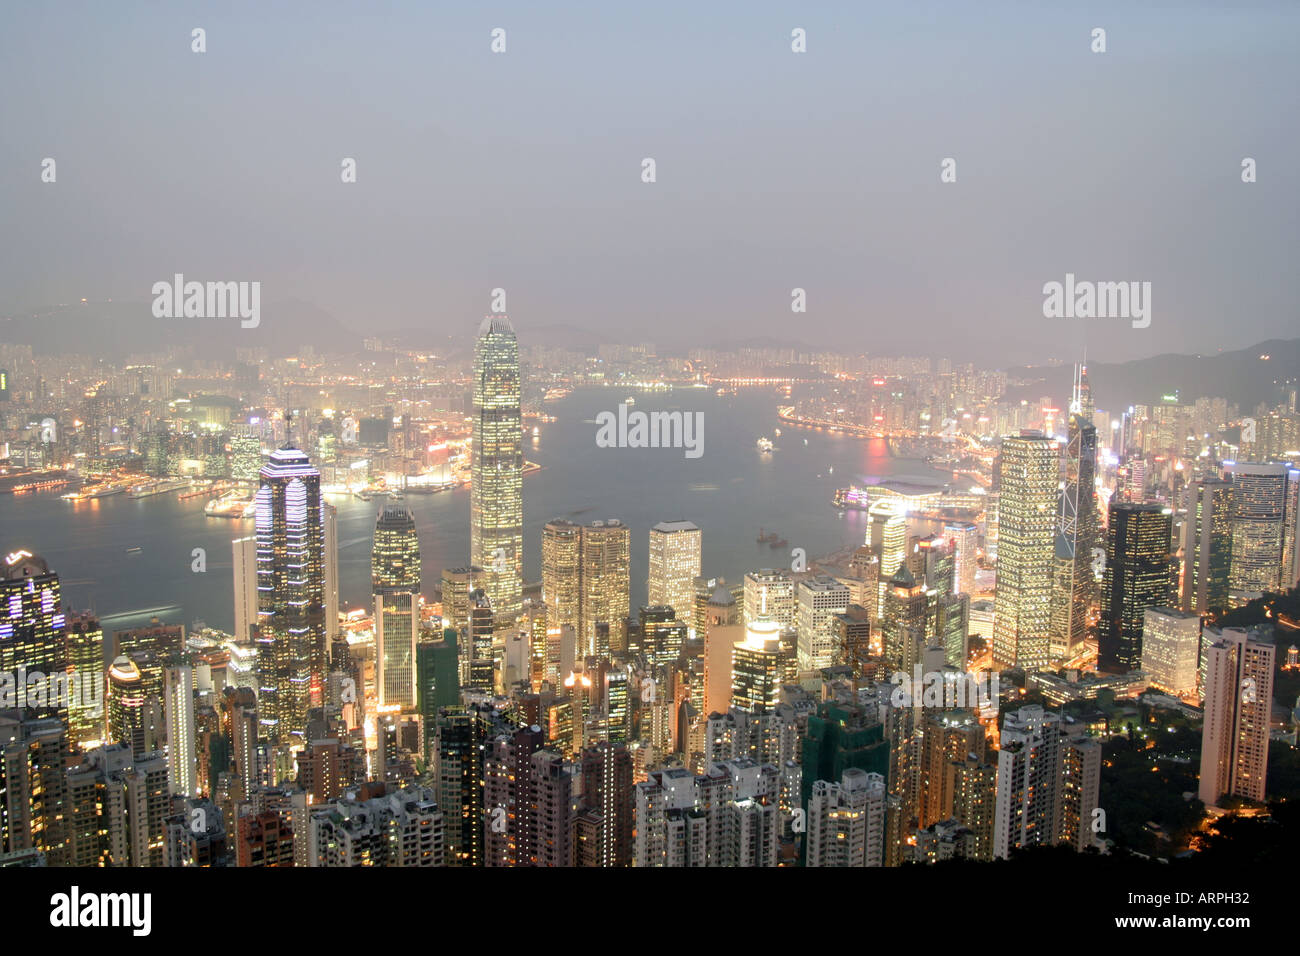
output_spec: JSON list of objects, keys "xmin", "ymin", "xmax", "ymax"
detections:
[{"xmin": 0, "ymin": 388, "xmax": 949, "ymax": 635}]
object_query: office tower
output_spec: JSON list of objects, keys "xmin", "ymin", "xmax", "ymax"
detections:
[
  {"xmin": 648, "ymin": 521, "xmax": 702, "ymax": 632},
  {"xmin": 466, "ymin": 590, "xmax": 495, "ymax": 692},
  {"xmin": 805, "ymin": 769, "xmax": 887, "ymax": 867},
  {"xmin": 440, "ymin": 566, "xmax": 480, "ymax": 639},
  {"xmin": 918, "ymin": 710, "xmax": 984, "ymax": 828},
  {"xmin": 1099, "ymin": 502, "xmax": 1172, "ymax": 673},
  {"xmin": 163, "ymin": 662, "xmax": 198, "ymax": 798},
  {"xmin": 797, "ymin": 575, "xmax": 850, "ymax": 674},
  {"xmin": 324, "ymin": 502, "xmax": 340, "ymax": 645},
  {"xmin": 1199, "ymin": 627, "xmax": 1275, "ymax": 805},
  {"xmin": 1179, "ymin": 478, "xmax": 1231, "ymax": 614},
  {"xmin": 1141, "ymin": 607, "xmax": 1202, "ymax": 699},
  {"xmin": 416, "ymin": 628, "xmax": 460, "ymax": 762},
  {"xmin": 229, "ymin": 433, "xmax": 262, "ymax": 482},
  {"xmin": 703, "ymin": 584, "xmax": 741, "ymax": 716},
  {"xmin": 0, "ymin": 551, "xmax": 67, "ymax": 720},
  {"xmin": 731, "ymin": 619, "xmax": 784, "ymax": 714},
  {"xmin": 743, "ymin": 569, "xmax": 797, "ymax": 629},
  {"xmin": 1059, "ymin": 736, "xmax": 1102, "ymax": 853},
  {"xmin": 254, "ymin": 446, "xmax": 327, "ymax": 744},
  {"xmin": 1051, "ymin": 374, "xmax": 1099, "ymax": 660},
  {"xmin": 992, "ymin": 705, "xmax": 1061, "ymax": 859},
  {"xmin": 232, "ymin": 536, "xmax": 258, "ymax": 642},
  {"xmin": 471, "ymin": 315, "xmax": 524, "ymax": 622},
  {"xmin": 868, "ymin": 501, "xmax": 907, "ymax": 618},
  {"xmin": 1284, "ymin": 468, "xmax": 1300, "ymax": 590},
  {"xmin": 912, "ymin": 533, "xmax": 956, "ymax": 599},
  {"xmin": 0, "ymin": 716, "xmax": 71, "ymax": 864},
  {"xmin": 936, "ymin": 593, "xmax": 970, "ymax": 669},
  {"xmin": 435, "ymin": 704, "xmax": 498, "ymax": 866},
  {"xmin": 220, "ymin": 686, "xmax": 261, "ymax": 799},
  {"xmin": 373, "ymin": 506, "xmax": 421, "ymax": 711},
  {"xmin": 1225, "ymin": 462, "xmax": 1289, "ymax": 603},
  {"xmin": 836, "ymin": 604, "xmax": 874, "ymax": 675},
  {"xmin": 576, "ymin": 742, "xmax": 634, "ymax": 867},
  {"xmin": 943, "ymin": 521, "xmax": 979, "ymax": 596},
  {"xmin": 113, "ymin": 617, "xmax": 183, "ymax": 661},
  {"xmin": 64, "ymin": 612, "xmax": 105, "ymax": 750},
  {"xmin": 108, "ymin": 654, "xmax": 163, "ymax": 758},
  {"xmin": 64, "ymin": 745, "xmax": 169, "ymax": 868},
  {"xmin": 581, "ymin": 520, "xmax": 631, "ymax": 657},
  {"xmin": 639, "ymin": 605, "xmax": 686, "ymax": 669},
  {"xmin": 881, "ymin": 564, "xmax": 929, "ymax": 673},
  {"xmin": 992, "ymin": 433, "xmax": 1059, "ymax": 671},
  {"xmin": 635, "ymin": 760, "xmax": 781, "ymax": 867},
  {"xmin": 309, "ymin": 784, "xmax": 444, "ymax": 866},
  {"xmin": 542, "ymin": 519, "xmax": 582, "ymax": 638}
]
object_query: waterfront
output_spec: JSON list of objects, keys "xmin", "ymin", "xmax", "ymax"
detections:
[{"xmin": 0, "ymin": 388, "xmax": 950, "ymax": 636}]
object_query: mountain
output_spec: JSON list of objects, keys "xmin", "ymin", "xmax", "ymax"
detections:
[{"xmin": 1003, "ymin": 339, "xmax": 1300, "ymax": 414}]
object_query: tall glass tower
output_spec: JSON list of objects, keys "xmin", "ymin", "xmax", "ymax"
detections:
[
  {"xmin": 471, "ymin": 315, "xmax": 523, "ymax": 622},
  {"xmin": 254, "ymin": 447, "xmax": 326, "ymax": 745},
  {"xmin": 373, "ymin": 505, "xmax": 421, "ymax": 711}
]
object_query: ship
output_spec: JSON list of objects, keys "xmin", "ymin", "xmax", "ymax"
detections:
[
  {"xmin": 756, "ymin": 436, "xmax": 774, "ymax": 453},
  {"xmin": 128, "ymin": 478, "xmax": 192, "ymax": 498},
  {"xmin": 63, "ymin": 480, "xmax": 124, "ymax": 501},
  {"xmin": 205, "ymin": 491, "xmax": 256, "ymax": 518}
]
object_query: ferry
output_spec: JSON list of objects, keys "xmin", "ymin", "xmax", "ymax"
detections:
[
  {"xmin": 128, "ymin": 478, "xmax": 191, "ymax": 498},
  {"xmin": 205, "ymin": 492, "xmax": 256, "ymax": 518},
  {"xmin": 62, "ymin": 481, "xmax": 124, "ymax": 501},
  {"xmin": 756, "ymin": 436, "xmax": 774, "ymax": 453}
]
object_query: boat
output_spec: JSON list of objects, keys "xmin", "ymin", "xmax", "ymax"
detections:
[
  {"xmin": 128, "ymin": 478, "xmax": 191, "ymax": 498},
  {"xmin": 63, "ymin": 481, "xmax": 124, "ymax": 501},
  {"xmin": 205, "ymin": 492, "xmax": 256, "ymax": 518},
  {"xmin": 756, "ymin": 437, "xmax": 774, "ymax": 453},
  {"xmin": 125, "ymin": 547, "xmax": 143, "ymax": 554},
  {"xmin": 624, "ymin": 396, "xmax": 635, "ymax": 406}
]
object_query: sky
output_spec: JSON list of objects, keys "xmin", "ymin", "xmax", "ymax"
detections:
[{"xmin": 1, "ymin": 1, "xmax": 1297, "ymax": 365}]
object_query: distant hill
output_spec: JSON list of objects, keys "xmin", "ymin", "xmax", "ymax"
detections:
[
  {"xmin": 1004, "ymin": 339, "xmax": 1300, "ymax": 413},
  {"xmin": 0, "ymin": 298, "xmax": 360, "ymax": 359}
]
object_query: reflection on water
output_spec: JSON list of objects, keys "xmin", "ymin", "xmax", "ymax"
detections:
[{"xmin": 0, "ymin": 389, "xmax": 947, "ymax": 633}]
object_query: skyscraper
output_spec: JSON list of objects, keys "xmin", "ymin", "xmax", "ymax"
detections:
[
  {"xmin": 253, "ymin": 447, "xmax": 326, "ymax": 745},
  {"xmin": 1199, "ymin": 626, "xmax": 1275, "ymax": 805},
  {"xmin": 471, "ymin": 315, "xmax": 524, "ymax": 622},
  {"xmin": 373, "ymin": 506, "xmax": 421, "ymax": 712},
  {"xmin": 1224, "ymin": 462, "xmax": 1289, "ymax": 604},
  {"xmin": 1099, "ymin": 502, "xmax": 1172, "ymax": 674},
  {"xmin": 992, "ymin": 433, "xmax": 1059, "ymax": 671},
  {"xmin": 942, "ymin": 521, "xmax": 979, "ymax": 597},
  {"xmin": 648, "ymin": 521, "xmax": 702, "ymax": 633},
  {"xmin": 580, "ymin": 520, "xmax": 631, "ymax": 658},
  {"xmin": 1179, "ymin": 478, "xmax": 1231, "ymax": 615},
  {"xmin": 0, "ymin": 551, "xmax": 67, "ymax": 722},
  {"xmin": 731, "ymin": 619, "xmax": 784, "ymax": 715},
  {"xmin": 163, "ymin": 662, "xmax": 198, "ymax": 798},
  {"xmin": 1141, "ymin": 607, "xmax": 1202, "ymax": 699},
  {"xmin": 541, "ymin": 519, "xmax": 582, "ymax": 639},
  {"xmin": 1051, "ymin": 379, "xmax": 1098, "ymax": 660},
  {"xmin": 797, "ymin": 575, "xmax": 850, "ymax": 674}
]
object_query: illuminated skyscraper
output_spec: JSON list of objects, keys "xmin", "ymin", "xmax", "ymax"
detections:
[
  {"xmin": 1099, "ymin": 502, "xmax": 1172, "ymax": 673},
  {"xmin": 1199, "ymin": 626, "xmax": 1274, "ymax": 805},
  {"xmin": 992, "ymin": 433, "xmax": 1059, "ymax": 671},
  {"xmin": 232, "ymin": 536, "xmax": 258, "ymax": 642},
  {"xmin": 1179, "ymin": 478, "xmax": 1231, "ymax": 615},
  {"xmin": 868, "ymin": 501, "xmax": 907, "ymax": 620},
  {"xmin": 253, "ymin": 447, "xmax": 326, "ymax": 745},
  {"xmin": 1224, "ymin": 462, "xmax": 1289, "ymax": 604},
  {"xmin": 648, "ymin": 521, "xmax": 702, "ymax": 633},
  {"xmin": 542, "ymin": 519, "xmax": 582, "ymax": 639},
  {"xmin": 1051, "ymin": 377, "xmax": 1098, "ymax": 660},
  {"xmin": 0, "ymin": 551, "xmax": 67, "ymax": 722},
  {"xmin": 580, "ymin": 520, "xmax": 630, "ymax": 658},
  {"xmin": 743, "ymin": 569, "xmax": 797, "ymax": 630},
  {"xmin": 163, "ymin": 662, "xmax": 198, "ymax": 798},
  {"xmin": 471, "ymin": 315, "xmax": 524, "ymax": 622},
  {"xmin": 942, "ymin": 521, "xmax": 979, "ymax": 597},
  {"xmin": 64, "ymin": 612, "xmax": 105, "ymax": 749},
  {"xmin": 1141, "ymin": 607, "xmax": 1202, "ymax": 699},
  {"xmin": 373, "ymin": 506, "xmax": 421, "ymax": 712},
  {"xmin": 797, "ymin": 575, "xmax": 850, "ymax": 674},
  {"xmin": 731, "ymin": 619, "xmax": 783, "ymax": 714}
]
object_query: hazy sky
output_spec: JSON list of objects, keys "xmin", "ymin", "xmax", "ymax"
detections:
[{"xmin": 2, "ymin": 1, "xmax": 1297, "ymax": 364}]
